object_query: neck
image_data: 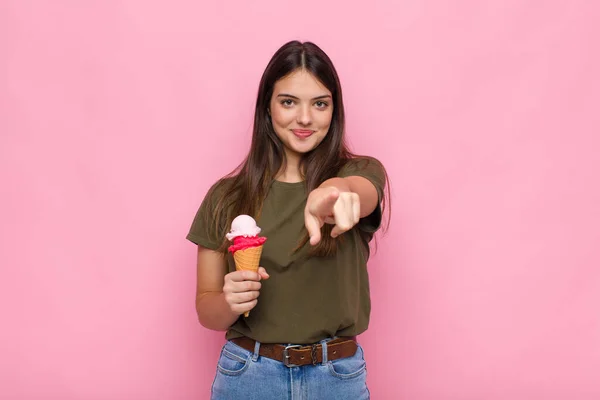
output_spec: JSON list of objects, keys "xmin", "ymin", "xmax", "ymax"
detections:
[{"xmin": 275, "ymin": 150, "xmax": 303, "ymax": 183}]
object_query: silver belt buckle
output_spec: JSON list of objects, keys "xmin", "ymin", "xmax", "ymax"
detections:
[{"xmin": 283, "ymin": 345, "xmax": 302, "ymax": 367}]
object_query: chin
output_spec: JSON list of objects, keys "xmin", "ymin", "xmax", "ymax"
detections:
[{"xmin": 291, "ymin": 142, "xmax": 320, "ymax": 154}]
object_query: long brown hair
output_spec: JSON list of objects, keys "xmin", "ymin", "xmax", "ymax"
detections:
[{"xmin": 208, "ymin": 40, "xmax": 390, "ymax": 256}]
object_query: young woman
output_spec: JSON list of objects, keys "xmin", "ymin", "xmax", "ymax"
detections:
[{"xmin": 187, "ymin": 40, "xmax": 390, "ymax": 399}]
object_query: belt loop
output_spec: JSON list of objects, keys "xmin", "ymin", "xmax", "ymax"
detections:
[
  {"xmin": 252, "ymin": 340, "xmax": 261, "ymax": 362},
  {"xmin": 320, "ymin": 339, "xmax": 328, "ymax": 365}
]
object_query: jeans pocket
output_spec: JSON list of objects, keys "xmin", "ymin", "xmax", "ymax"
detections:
[
  {"xmin": 327, "ymin": 344, "xmax": 367, "ymax": 379},
  {"xmin": 216, "ymin": 344, "xmax": 251, "ymax": 376}
]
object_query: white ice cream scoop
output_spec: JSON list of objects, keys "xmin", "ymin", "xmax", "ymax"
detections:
[{"xmin": 226, "ymin": 214, "xmax": 262, "ymax": 241}]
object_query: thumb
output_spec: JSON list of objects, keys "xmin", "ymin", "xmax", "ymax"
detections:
[
  {"xmin": 314, "ymin": 190, "xmax": 340, "ymax": 216},
  {"xmin": 258, "ymin": 266, "xmax": 270, "ymax": 280}
]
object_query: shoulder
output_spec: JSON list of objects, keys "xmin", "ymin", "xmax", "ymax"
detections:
[
  {"xmin": 338, "ymin": 156, "xmax": 386, "ymax": 181},
  {"xmin": 187, "ymin": 177, "xmax": 236, "ymax": 248},
  {"xmin": 204, "ymin": 176, "xmax": 236, "ymax": 202}
]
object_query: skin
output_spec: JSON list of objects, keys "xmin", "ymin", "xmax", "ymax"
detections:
[
  {"xmin": 269, "ymin": 69, "xmax": 333, "ymax": 179},
  {"xmin": 195, "ymin": 69, "xmax": 379, "ymax": 330}
]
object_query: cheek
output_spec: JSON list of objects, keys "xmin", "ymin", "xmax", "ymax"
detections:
[
  {"xmin": 271, "ymin": 107, "xmax": 294, "ymax": 126},
  {"xmin": 272, "ymin": 115, "xmax": 287, "ymax": 127},
  {"xmin": 317, "ymin": 113, "xmax": 333, "ymax": 131}
]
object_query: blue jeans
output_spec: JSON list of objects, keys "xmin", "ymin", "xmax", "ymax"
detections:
[{"xmin": 211, "ymin": 338, "xmax": 370, "ymax": 399}]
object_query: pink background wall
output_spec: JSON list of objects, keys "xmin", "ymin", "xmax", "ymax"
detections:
[{"xmin": 2, "ymin": 1, "xmax": 599, "ymax": 399}]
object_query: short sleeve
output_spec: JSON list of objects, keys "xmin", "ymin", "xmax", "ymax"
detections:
[
  {"xmin": 338, "ymin": 156, "xmax": 386, "ymax": 234},
  {"xmin": 186, "ymin": 180, "xmax": 228, "ymax": 249}
]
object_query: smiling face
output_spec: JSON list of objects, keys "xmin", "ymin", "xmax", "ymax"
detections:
[{"xmin": 268, "ymin": 69, "xmax": 334, "ymax": 163}]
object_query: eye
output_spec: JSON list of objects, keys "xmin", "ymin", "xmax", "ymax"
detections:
[
  {"xmin": 315, "ymin": 101, "xmax": 329, "ymax": 109},
  {"xmin": 280, "ymin": 99, "xmax": 295, "ymax": 107}
]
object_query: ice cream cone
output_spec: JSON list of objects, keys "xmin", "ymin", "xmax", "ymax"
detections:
[{"xmin": 233, "ymin": 245, "xmax": 264, "ymax": 317}]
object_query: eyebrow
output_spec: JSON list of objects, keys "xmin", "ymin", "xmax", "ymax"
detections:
[{"xmin": 277, "ymin": 93, "xmax": 332, "ymax": 100}]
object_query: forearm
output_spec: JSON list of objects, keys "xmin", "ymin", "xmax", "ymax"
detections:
[
  {"xmin": 319, "ymin": 177, "xmax": 377, "ymax": 218},
  {"xmin": 319, "ymin": 177, "xmax": 351, "ymax": 192},
  {"xmin": 196, "ymin": 291, "xmax": 239, "ymax": 331}
]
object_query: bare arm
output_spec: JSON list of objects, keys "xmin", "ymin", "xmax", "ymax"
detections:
[
  {"xmin": 305, "ymin": 176, "xmax": 379, "ymax": 245},
  {"xmin": 195, "ymin": 245, "xmax": 269, "ymax": 331},
  {"xmin": 318, "ymin": 176, "xmax": 378, "ymax": 218}
]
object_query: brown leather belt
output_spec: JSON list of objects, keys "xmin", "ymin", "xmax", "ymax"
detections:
[{"xmin": 230, "ymin": 336, "xmax": 358, "ymax": 367}]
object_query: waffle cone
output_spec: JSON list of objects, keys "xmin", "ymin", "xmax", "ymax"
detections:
[
  {"xmin": 233, "ymin": 245, "xmax": 264, "ymax": 317},
  {"xmin": 233, "ymin": 245, "xmax": 263, "ymax": 273}
]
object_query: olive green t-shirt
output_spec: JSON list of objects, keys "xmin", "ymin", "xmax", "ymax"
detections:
[{"xmin": 186, "ymin": 157, "xmax": 386, "ymax": 344}]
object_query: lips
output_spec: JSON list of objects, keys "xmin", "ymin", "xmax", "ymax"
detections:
[{"xmin": 292, "ymin": 129, "xmax": 314, "ymax": 138}]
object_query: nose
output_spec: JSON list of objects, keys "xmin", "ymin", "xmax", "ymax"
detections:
[{"xmin": 296, "ymin": 104, "xmax": 311, "ymax": 126}]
